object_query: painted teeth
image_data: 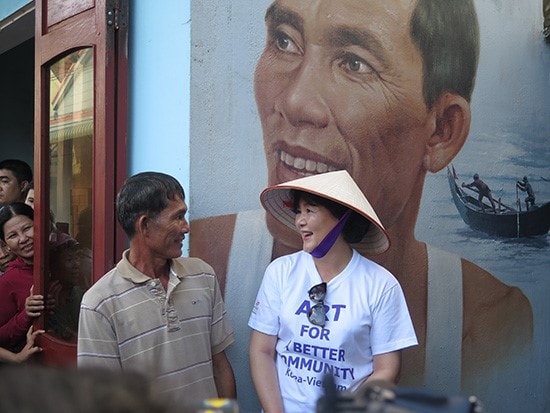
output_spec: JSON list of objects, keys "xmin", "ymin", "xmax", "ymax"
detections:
[{"xmin": 280, "ymin": 150, "xmax": 337, "ymax": 174}]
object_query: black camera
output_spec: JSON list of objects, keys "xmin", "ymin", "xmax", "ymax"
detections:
[{"xmin": 316, "ymin": 374, "xmax": 482, "ymax": 413}]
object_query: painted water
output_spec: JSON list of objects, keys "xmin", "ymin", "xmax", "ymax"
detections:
[
  {"xmin": 417, "ymin": 114, "xmax": 549, "ymax": 412},
  {"xmin": 415, "ymin": 3, "xmax": 550, "ymax": 408}
]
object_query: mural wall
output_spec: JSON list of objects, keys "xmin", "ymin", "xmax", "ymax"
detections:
[{"xmin": 190, "ymin": 1, "xmax": 550, "ymax": 412}]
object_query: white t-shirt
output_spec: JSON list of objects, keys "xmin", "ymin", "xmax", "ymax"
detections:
[{"xmin": 248, "ymin": 249, "xmax": 418, "ymax": 413}]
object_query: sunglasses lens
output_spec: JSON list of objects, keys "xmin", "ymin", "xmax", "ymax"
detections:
[
  {"xmin": 308, "ymin": 282, "xmax": 327, "ymax": 302},
  {"xmin": 308, "ymin": 303, "xmax": 326, "ymax": 327}
]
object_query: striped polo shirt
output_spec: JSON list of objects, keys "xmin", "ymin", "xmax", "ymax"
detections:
[{"xmin": 77, "ymin": 250, "xmax": 235, "ymax": 408}]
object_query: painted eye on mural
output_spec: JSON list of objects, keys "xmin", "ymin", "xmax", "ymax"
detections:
[
  {"xmin": 272, "ymin": 29, "xmax": 300, "ymax": 55},
  {"xmin": 339, "ymin": 52, "xmax": 375, "ymax": 75}
]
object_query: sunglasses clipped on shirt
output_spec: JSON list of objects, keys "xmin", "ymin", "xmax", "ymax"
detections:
[{"xmin": 307, "ymin": 282, "xmax": 327, "ymax": 327}]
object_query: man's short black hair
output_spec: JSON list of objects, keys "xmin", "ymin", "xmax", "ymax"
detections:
[
  {"xmin": 0, "ymin": 159, "xmax": 33, "ymax": 184},
  {"xmin": 116, "ymin": 172, "xmax": 185, "ymax": 239}
]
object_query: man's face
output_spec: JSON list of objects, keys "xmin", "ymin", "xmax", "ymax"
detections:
[
  {"xmin": 145, "ymin": 196, "xmax": 190, "ymax": 260},
  {"xmin": 255, "ymin": 0, "xmax": 434, "ymax": 235},
  {"xmin": 0, "ymin": 169, "xmax": 26, "ymax": 205},
  {"xmin": 52, "ymin": 248, "xmax": 81, "ymax": 286}
]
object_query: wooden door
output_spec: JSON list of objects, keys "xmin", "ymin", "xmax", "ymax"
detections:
[{"xmin": 33, "ymin": 0, "xmax": 128, "ymax": 366}]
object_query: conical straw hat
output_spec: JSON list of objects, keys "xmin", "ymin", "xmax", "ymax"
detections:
[{"xmin": 260, "ymin": 170, "xmax": 390, "ymax": 255}]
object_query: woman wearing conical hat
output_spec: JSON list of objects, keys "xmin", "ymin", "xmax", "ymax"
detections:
[{"xmin": 248, "ymin": 170, "xmax": 417, "ymax": 412}]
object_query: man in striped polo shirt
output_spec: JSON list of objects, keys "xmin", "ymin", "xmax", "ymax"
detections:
[{"xmin": 77, "ymin": 172, "xmax": 236, "ymax": 410}]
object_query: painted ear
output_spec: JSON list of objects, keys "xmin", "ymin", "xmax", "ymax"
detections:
[{"xmin": 424, "ymin": 93, "xmax": 471, "ymax": 173}]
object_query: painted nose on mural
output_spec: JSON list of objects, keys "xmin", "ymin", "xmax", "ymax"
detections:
[{"xmin": 281, "ymin": 63, "xmax": 330, "ymax": 129}]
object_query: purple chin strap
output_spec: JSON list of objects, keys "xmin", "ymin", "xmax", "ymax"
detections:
[{"xmin": 310, "ymin": 210, "xmax": 352, "ymax": 258}]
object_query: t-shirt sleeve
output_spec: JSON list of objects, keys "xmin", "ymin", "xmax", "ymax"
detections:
[
  {"xmin": 247, "ymin": 261, "xmax": 282, "ymax": 336},
  {"xmin": 370, "ymin": 283, "xmax": 418, "ymax": 355}
]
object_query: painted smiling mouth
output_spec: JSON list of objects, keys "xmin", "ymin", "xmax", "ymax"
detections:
[{"xmin": 279, "ymin": 150, "xmax": 339, "ymax": 175}]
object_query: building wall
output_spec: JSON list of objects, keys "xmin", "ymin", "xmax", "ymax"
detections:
[{"xmin": 190, "ymin": 1, "xmax": 550, "ymax": 412}]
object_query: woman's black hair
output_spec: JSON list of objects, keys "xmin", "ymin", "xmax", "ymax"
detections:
[
  {"xmin": 291, "ymin": 190, "xmax": 370, "ymax": 244},
  {"xmin": 0, "ymin": 202, "xmax": 34, "ymax": 241}
]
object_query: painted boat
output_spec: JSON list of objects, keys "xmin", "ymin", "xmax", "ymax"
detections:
[{"xmin": 447, "ymin": 166, "xmax": 550, "ymax": 237}]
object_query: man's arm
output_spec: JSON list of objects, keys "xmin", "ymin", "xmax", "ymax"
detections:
[
  {"xmin": 249, "ymin": 330, "xmax": 284, "ymax": 413},
  {"xmin": 212, "ymin": 350, "xmax": 236, "ymax": 399},
  {"xmin": 77, "ymin": 305, "xmax": 122, "ymax": 370}
]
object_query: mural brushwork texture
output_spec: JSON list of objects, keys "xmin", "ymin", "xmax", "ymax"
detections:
[{"xmin": 190, "ymin": 1, "xmax": 550, "ymax": 412}]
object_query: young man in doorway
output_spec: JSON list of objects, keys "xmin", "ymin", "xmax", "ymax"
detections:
[{"xmin": 0, "ymin": 159, "xmax": 33, "ymax": 207}]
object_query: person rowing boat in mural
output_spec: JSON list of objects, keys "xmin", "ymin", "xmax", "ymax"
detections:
[
  {"xmin": 462, "ymin": 173, "xmax": 497, "ymax": 213},
  {"xmin": 516, "ymin": 176, "xmax": 536, "ymax": 210},
  {"xmin": 191, "ymin": 0, "xmax": 534, "ymax": 410}
]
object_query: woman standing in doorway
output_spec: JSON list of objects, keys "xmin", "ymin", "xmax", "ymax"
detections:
[{"xmin": 0, "ymin": 202, "xmax": 43, "ymax": 354}]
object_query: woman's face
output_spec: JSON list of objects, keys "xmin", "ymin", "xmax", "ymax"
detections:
[
  {"xmin": 2, "ymin": 214, "xmax": 34, "ymax": 264},
  {"xmin": 0, "ymin": 241, "xmax": 15, "ymax": 272},
  {"xmin": 294, "ymin": 199, "xmax": 339, "ymax": 253},
  {"xmin": 25, "ymin": 188, "xmax": 35, "ymax": 209}
]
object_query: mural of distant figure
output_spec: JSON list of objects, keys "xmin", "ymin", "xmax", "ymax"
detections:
[
  {"xmin": 516, "ymin": 176, "xmax": 536, "ymax": 211},
  {"xmin": 190, "ymin": 0, "xmax": 534, "ymax": 410},
  {"xmin": 461, "ymin": 173, "xmax": 497, "ymax": 213}
]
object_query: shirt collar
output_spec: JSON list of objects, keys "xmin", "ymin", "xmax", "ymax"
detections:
[{"xmin": 116, "ymin": 249, "xmax": 177, "ymax": 284}]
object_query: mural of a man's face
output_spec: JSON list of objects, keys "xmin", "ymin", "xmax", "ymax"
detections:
[{"xmin": 255, "ymin": 0, "xmax": 436, "ymax": 237}]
